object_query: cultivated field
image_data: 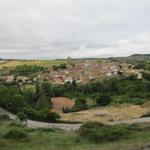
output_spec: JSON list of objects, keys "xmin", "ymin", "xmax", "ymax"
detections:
[
  {"xmin": 0, "ymin": 60, "xmax": 67, "ymax": 69},
  {"xmin": 61, "ymin": 104, "xmax": 150, "ymax": 123}
]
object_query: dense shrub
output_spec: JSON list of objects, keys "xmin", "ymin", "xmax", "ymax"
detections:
[
  {"xmin": 0, "ymin": 114, "xmax": 9, "ymax": 121},
  {"xmin": 23, "ymin": 107, "xmax": 38, "ymax": 120},
  {"xmin": 142, "ymin": 72, "xmax": 150, "ymax": 81},
  {"xmin": 0, "ymin": 86, "xmax": 26, "ymax": 113},
  {"xmin": 17, "ymin": 112, "xmax": 27, "ymax": 122},
  {"xmin": 35, "ymin": 94, "xmax": 52, "ymax": 110},
  {"xmin": 112, "ymin": 95, "xmax": 129, "ymax": 105},
  {"xmin": 41, "ymin": 82, "xmax": 53, "ymax": 97},
  {"xmin": 23, "ymin": 107, "xmax": 60, "ymax": 122},
  {"xmin": 78, "ymin": 122, "xmax": 131, "ymax": 143},
  {"xmin": 52, "ymin": 64, "xmax": 67, "ymax": 70},
  {"xmin": 4, "ymin": 128, "xmax": 29, "ymax": 140},
  {"xmin": 38, "ymin": 108, "xmax": 61, "ymax": 122},
  {"xmin": 96, "ymin": 94, "xmax": 111, "ymax": 106},
  {"xmin": 112, "ymin": 95, "xmax": 145, "ymax": 105},
  {"xmin": 9, "ymin": 122, "xmax": 25, "ymax": 127},
  {"xmin": 130, "ymin": 98, "xmax": 144, "ymax": 105},
  {"xmin": 38, "ymin": 128, "xmax": 55, "ymax": 132},
  {"xmin": 73, "ymin": 98, "xmax": 87, "ymax": 111}
]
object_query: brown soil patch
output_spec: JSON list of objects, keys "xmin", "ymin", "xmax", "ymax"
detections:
[{"xmin": 51, "ymin": 97, "xmax": 75, "ymax": 113}]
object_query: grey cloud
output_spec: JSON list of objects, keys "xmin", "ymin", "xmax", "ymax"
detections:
[{"xmin": 0, "ymin": 0, "xmax": 150, "ymax": 59}]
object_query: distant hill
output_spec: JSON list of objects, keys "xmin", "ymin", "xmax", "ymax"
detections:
[
  {"xmin": 131, "ymin": 54, "xmax": 150, "ymax": 57},
  {"xmin": 127, "ymin": 54, "xmax": 150, "ymax": 61},
  {"xmin": 129, "ymin": 54, "xmax": 150, "ymax": 59},
  {"xmin": 109, "ymin": 54, "xmax": 150, "ymax": 63}
]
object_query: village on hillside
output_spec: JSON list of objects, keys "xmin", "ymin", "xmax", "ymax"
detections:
[{"xmin": 0, "ymin": 58, "xmax": 143, "ymax": 85}]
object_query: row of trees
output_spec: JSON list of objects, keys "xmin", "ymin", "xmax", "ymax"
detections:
[
  {"xmin": 52, "ymin": 64, "xmax": 67, "ymax": 70},
  {"xmin": 9, "ymin": 65, "xmax": 46, "ymax": 76}
]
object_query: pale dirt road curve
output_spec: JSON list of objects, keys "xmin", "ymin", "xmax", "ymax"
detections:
[
  {"xmin": 0, "ymin": 108, "xmax": 150, "ymax": 131},
  {"xmin": 0, "ymin": 107, "xmax": 81, "ymax": 131}
]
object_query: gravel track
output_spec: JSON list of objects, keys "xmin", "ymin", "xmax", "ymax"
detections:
[{"xmin": 0, "ymin": 107, "xmax": 150, "ymax": 131}]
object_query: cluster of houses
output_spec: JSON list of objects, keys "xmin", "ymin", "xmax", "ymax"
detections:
[
  {"xmin": 0, "ymin": 60, "xmax": 143, "ymax": 85},
  {"xmin": 31, "ymin": 61, "xmax": 143, "ymax": 84}
]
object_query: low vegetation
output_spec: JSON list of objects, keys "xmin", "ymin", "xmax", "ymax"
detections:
[
  {"xmin": 9, "ymin": 65, "xmax": 46, "ymax": 76},
  {"xmin": 78, "ymin": 122, "xmax": 132, "ymax": 143},
  {"xmin": 4, "ymin": 128, "xmax": 29, "ymax": 140},
  {"xmin": 0, "ymin": 114, "xmax": 9, "ymax": 121},
  {"xmin": 0, "ymin": 119, "xmax": 150, "ymax": 150}
]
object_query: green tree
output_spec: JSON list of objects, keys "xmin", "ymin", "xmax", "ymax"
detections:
[
  {"xmin": 38, "ymin": 108, "xmax": 60, "ymax": 122},
  {"xmin": 11, "ymin": 94, "xmax": 25, "ymax": 113},
  {"xmin": 74, "ymin": 98, "xmax": 87, "ymax": 111},
  {"xmin": 41, "ymin": 82, "xmax": 53, "ymax": 97},
  {"xmin": 23, "ymin": 89, "xmax": 35, "ymax": 107},
  {"xmin": 96, "ymin": 94, "xmax": 111, "ymax": 106},
  {"xmin": 36, "ymin": 94, "xmax": 52, "ymax": 110}
]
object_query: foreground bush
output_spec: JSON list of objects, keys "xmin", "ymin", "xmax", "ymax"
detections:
[
  {"xmin": 17, "ymin": 112, "xmax": 27, "ymax": 123},
  {"xmin": 0, "ymin": 114, "xmax": 9, "ymax": 121},
  {"xmin": 4, "ymin": 128, "xmax": 29, "ymax": 140},
  {"xmin": 23, "ymin": 107, "xmax": 60, "ymax": 122},
  {"xmin": 78, "ymin": 122, "xmax": 131, "ymax": 143},
  {"xmin": 96, "ymin": 94, "xmax": 111, "ymax": 106},
  {"xmin": 74, "ymin": 98, "xmax": 87, "ymax": 111}
]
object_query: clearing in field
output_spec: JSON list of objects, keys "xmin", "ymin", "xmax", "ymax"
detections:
[
  {"xmin": 60, "ymin": 104, "xmax": 150, "ymax": 123},
  {"xmin": 51, "ymin": 97, "xmax": 75, "ymax": 113}
]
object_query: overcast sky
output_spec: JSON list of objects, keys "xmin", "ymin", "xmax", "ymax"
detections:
[{"xmin": 0, "ymin": 0, "xmax": 150, "ymax": 59}]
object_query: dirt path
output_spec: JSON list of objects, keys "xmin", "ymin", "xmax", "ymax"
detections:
[
  {"xmin": 0, "ymin": 108, "xmax": 81, "ymax": 131},
  {"xmin": 0, "ymin": 107, "xmax": 150, "ymax": 131}
]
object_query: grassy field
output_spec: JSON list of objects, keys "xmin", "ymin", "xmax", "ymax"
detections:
[
  {"xmin": 0, "ymin": 119, "xmax": 150, "ymax": 150},
  {"xmin": 60, "ymin": 104, "xmax": 150, "ymax": 123},
  {"xmin": 0, "ymin": 60, "xmax": 67, "ymax": 69},
  {"xmin": 24, "ymin": 84, "xmax": 36, "ymax": 93}
]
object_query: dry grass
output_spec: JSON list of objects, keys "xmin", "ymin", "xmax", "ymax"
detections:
[{"xmin": 60, "ymin": 104, "xmax": 150, "ymax": 123}]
